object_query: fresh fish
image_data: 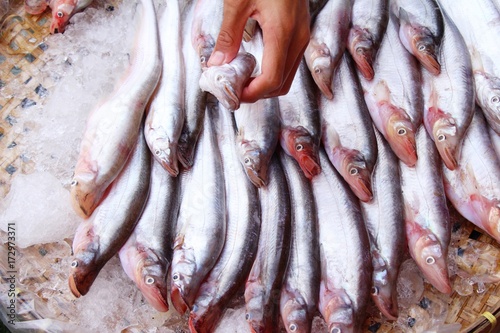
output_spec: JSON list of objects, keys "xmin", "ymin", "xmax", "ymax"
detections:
[
  {"xmin": 178, "ymin": 3, "xmax": 207, "ymax": 169},
  {"xmin": 234, "ymin": 97, "xmax": 280, "ymax": 187},
  {"xmin": 189, "ymin": 105, "xmax": 260, "ymax": 333},
  {"xmin": 279, "ymin": 151, "xmax": 320, "ymax": 333},
  {"xmin": 347, "ymin": 0, "xmax": 389, "ymax": 80},
  {"xmin": 70, "ymin": 0, "xmax": 161, "ymax": 218},
  {"xmin": 170, "ymin": 100, "xmax": 226, "ymax": 315},
  {"xmin": 25, "ymin": 0, "xmax": 48, "ymax": 15},
  {"xmin": 490, "ymin": 126, "xmax": 500, "ymax": 160},
  {"xmin": 443, "ymin": 107, "xmax": 500, "ymax": 243},
  {"xmin": 319, "ymin": 52, "xmax": 378, "ymax": 202},
  {"xmin": 421, "ymin": 5, "xmax": 475, "ymax": 170},
  {"xmin": 118, "ymin": 159, "xmax": 180, "ymax": 312},
  {"xmin": 49, "ymin": 0, "xmax": 93, "ymax": 34},
  {"xmin": 360, "ymin": 14, "xmax": 423, "ymax": 167},
  {"xmin": 68, "ymin": 130, "xmax": 151, "ymax": 298},
  {"xmin": 199, "ymin": 52, "xmax": 257, "ymax": 111},
  {"xmin": 244, "ymin": 155, "xmax": 291, "ymax": 333},
  {"xmin": 309, "ymin": 0, "xmax": 329, "ymax": 23},
  {"xmin": 400, "ymin": 126, "xmax": 452, "ymax": 294},
  {"xmin": 278, "ymin": 60, "xmax": 322, "ymax": 179},
  {"xmin": 304, "ymin": 0, "xmax": 352, "ymax": 99},
  {"xmin": 391, "ymin": 0, "xmax": 443, "ymax": 75},
  {"xmin": 190, "ymin": 0, "xmax": 223, "ymax": 68},
  {"xmin": 360, "ymin": 128, "xmax": 405, "ymax": 321},
  {"xmin": 312, "ymin": 149, "xmax": 372, "ymax": 333},
  {"xmin": 145, "ymin": 1, "xmax": 185, "ymax": 177},
  {"xmin": 439, "ymin": 0, "xmax": 500, "ymax": 135}
]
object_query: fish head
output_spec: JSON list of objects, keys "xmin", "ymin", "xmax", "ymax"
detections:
[
  {"xmin": 239, "ymin": 147, "xmax": 267, "ymax": 187},
  {"xmin": 170, "ymin": 250, "xmax": 196, "ymax": 314},
  {"xmin": 68, "ymin": 240, "xmax": 100, "ymax": 298},
  {"xmin": 386, "ymin": 113, "xmax": 417, "ymax": 167},
  {"xmin": 469, "ymin": 195, "xmax": 500, "ymax": 243},
  {"xmin": 70, "ymin": 173, "xmax": 102, "ymax": 218},
  {"xmin": 189, "ymin": 301, "xmax": 222, "ymax": 333},
  {"xmin": 282, "ymin": 127, "xmax": 321, "ymax": 179},
  {"xmin": 200, "ymin": 66, "xmax": 240, "ymax": 110},
  {"xmin": 244, "ymin": 286, "xmax": 267, "ymax": 333},
  {"xmin": 280, "ymin": 297, "xmax": 311, "ymax": 333},
  {"xmin": 412, "ymin": 233, "xmax": 452, "ymax": 294},
  {"xmin": 432, "ymin": 118, "xmax": 459, "ymax": 170},
  {"xmin": 348, "ymin": 27, "xmax": 375, "ymax": 80},
  {"xmin": 150, "ymin": 139, "xmax": 179, "ymax": 177},
  {"xmin": 370, "ymin": 252, "xmax": 398, "ymax": 321},
  {"xmin": 411, "ymin": 34, "xmax": 440, "ymax": 75},
  {"xmin": 305, "ymin": 41, "xmax": 334, "ymax": 99},
  {"xmin": 475, "ymin": 73, "xmax": 500, "ymax": 120},
  {"xmin": 50, "ymin": 3, "xmax": 75, "ymax": 34},
  {"xmin": 338, "ymin": 150, "xmax": 373, "ymax": 202},
  {"xmin": 321, "ymin": 291, "xmax": 354, "ymax": 333}
]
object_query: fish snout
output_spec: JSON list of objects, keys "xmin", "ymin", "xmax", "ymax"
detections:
[
  {"xmin": 371, "ymin": 284, "xmax": 399, "ymax": 321},
  {"xmin": 298, "ymin": 153, "xmax": 321, "ymax": 179},
  {"xmin": 170, "ymin": 278, "xmax": 190, "ymax": 314},
  {"xmin": 413, "ymin": 40, "xmax": 441, "ymax": 75},
  {"xmin": 138, "ymin": 274, "xmax": 169, "ymax": 312},
  {"xmin": 347, "ymin": 167, "xmax": 373, "ymax": 202},
  {"xmin": 68, "ymin": 258, "xmax": 99, "ymax": 298}
]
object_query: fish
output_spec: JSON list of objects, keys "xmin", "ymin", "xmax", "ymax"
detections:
[
  {"xmin": 144, "ymin": 1, "xmax": 186, "ymax": 177},
  {"xmin": 199, "ymin": 52, "xmax": 257, "ymax": 111},
  {"xmin": 319, "ymin": 52, "xmax": 378, "ymax": 202},
  {"xmin": 421, "ymin": 4, "xmax": 475, "ymax": 170},
  {"xmin": 360, "ymin": 128, "xmax": 405, "ymax": 321},
  {"xmin": 438, "ymin": 0, "xmax": 500, "ymax": 135},
  {"xmin": 234, "ymin": 97, "xmax": 280, "ymax": 187},
  {"xmin": 309, "ymin": 0, "xmax": 329, "ymax": 23},
  {"xmin": 70, "ymin": 0, "xmax": 161, "ymax": 218},
  {"xmin": 391, "ymin": 0, "xmax": 443, "ymax": 75},
  {"xmin": 279, "ymin": 151, "xmax": 320, "ymax": 333},
  {"xmin": 68, "ymin": 129, "xmax": 151, "ymax": 298},
  {"xmin": 347, "ymin": 0, "xmax": 389, "ymax": 80},
  {"xmin": 312, "ymin": 149, "xmax": 372, "ymax": 333},
  {"xmin": 443, "ymin": 107, "xmax": 500, "ymax": 243},
  {"xmin": 25, "ymin": 0, "xmax": 49, "ymax": 15},
  {"xmin": 49, "ymin": 0, "xmax": 93, "ymax": 34},
  {"xmin": 490, "ymin": 126, "xmax": 500, "ymax": 160},
  {"xmin": 400, "ymin": 126, "xmax": 452, "ymax": 295},
  {"xmin": 118, "ymin": 158, "xmax": 180, "ymax": 312},
  {"xmin": 244, "ymin": 155, "xmax": 291, "ymax": 333},
  {"xmin": 360, "ymin": 13, "xmax": 423, "ymax": 167},
  {"xmin": 189, "ymin": 104, "xmax": 260, "ymax": 333},
  {"xmin": 177, "ymin": 2, "xmax": 207, "ymax": 169},
  {"xmin": 170, "ymin": 99, "xmax": 226, "ymax": 315},
  {"xmin": 304, "ymin": 0, "xmax": 352, "ymax": 99},
  {"xmin": 190, "ymin": 0, "xmax": 223, "ymax": 68},
  {"xmin": 278, "ymin": 60, "xmax": 322, "ymax": 179}
]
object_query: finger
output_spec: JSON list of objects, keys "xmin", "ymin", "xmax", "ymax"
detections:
[{"xmin": 208, "ymin": 1, "xmax": 249, "ymax": 67}]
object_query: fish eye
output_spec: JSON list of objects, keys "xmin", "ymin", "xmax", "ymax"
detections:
[
  {"xmin": 71, "ymin": 179, "xmax": 78, "ymax": 186},
  {"xmin": 172, "ymin": 273, "xmax": 180, "ymax": 281},
  {"xmin": 216, "ymin": 74, "xmax": 224, "ymax": 82},
  {"xmin": 418, "ymin": 44, "xmax": 426, "ymax": 52},
  {"xmin": 71, "ymin": 260, "xmax": 78, "ymax": 268},
  {"xmin": 244, "ymin": 157, "xmax": 251, "ymax": 164},
  {"xmin": 289, "ymin": 323, "xmax": 297, "ymax": 332},
  {"xmin": 57, "ymin": 11, "xmax": 63, "ymax": 18},
  {"xmin": 491, "ymin": 96, "xmax": 500, "ymax": 104},
  {"xmin": 145, "ymin": 276, "xmax": 155, "ymax": 285},
  {"xmin": 438, "ymin": 134, "xmax": 446, "ymax": 141},
  {"xmin": 314, "ymin": 67, "xmax": 321, "ymax": 74},
  {"xmin": 371, "ymin": 286, "xmax": 379, "ymax": 295},
  {"xmin": 332, "ymin": 328, "xmax": 342, "ymax": 333},
  {"xmin": 154, "ymin": 149, "xmax": 161, "ymax": 156},
  {"xmin": 200, "ymin": 56, "xmax": 206, "ymax": 64},
  {"xmin": 349, "ymin": 167, "xmax": 358, "ymax": 175},
  {"xmin": 295, "ymin": 144, "xmax": 304, "ymax": 151},
  {"xmin": 245, "ymin": 313, "xmax": 251, "ymax": 320},
  {"xmin": 397, "ymin": 128, "xmax": 406, "ymax": 135},
  {"xmin": 426, "ymin": 256, "xmax": 435, "ymax": 265}
]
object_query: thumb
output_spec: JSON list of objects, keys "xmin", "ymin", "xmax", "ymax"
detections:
[{"xmin": 208, "ymin": 2, "xmax": 248, "ymax": 66}]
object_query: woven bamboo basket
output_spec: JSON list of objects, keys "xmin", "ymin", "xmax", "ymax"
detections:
[{"xmin": 1, "ymin": 1, "xmax": 499, "ymax": 332}]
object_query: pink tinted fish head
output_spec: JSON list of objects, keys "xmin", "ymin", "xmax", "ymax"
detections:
[
  {"xmin": 280, "ymin": 294, "xmax": 311, "ymax": 333},
  {"xmin": 348, "ymin": 27, "xmax": 375, "ymax": 80},
  {"xmin": 432, "ymin": 116, "xmax": 460, "ymax": 170},
  {"xmin": 336, "ymin": 148, "xmax": 373, "ymax": 202},
  {"xmin": 281, "ymin": 128, "xmax": 321, "ymax": 179},
  {"xmin": 385, "ymin": 112, "xmax": 417, "ymax": 167},
  {"xmin": 50, "ymin": 3, "xmax": 75, "ymax": 34},
  {"xmin": 305, "ymin": 41, "xmax": 334, "ymax": 99}
]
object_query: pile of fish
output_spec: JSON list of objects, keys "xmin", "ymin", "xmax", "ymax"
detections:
[
  {"xmin": 65, "ymin": 0, "xmax": 500, "ymax": 332},
  {"xmin": 24, "ymin": 0, "xmax": 93, "ymax": 33}
]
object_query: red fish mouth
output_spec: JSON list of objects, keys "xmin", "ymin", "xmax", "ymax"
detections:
[
  {"xmin": 246, "ymin": 168, "xmax": 267, "ymax": 188},
  {"xmin": 314, "ymin": 74, "xmax": 334, "ymax": 100},
  {"xmin": 438, "ymin": 145, "xmax": 458, "ymax": 171},
  {"xmin": 372, "ymin": 285, "xmax": 399, "ymax": 321},
  {"xmin": 298, "ymin": 154, "xmax": 321, "ymax": 179},
  {"xmin": 347, "ymin": 170, "xmax": 373, "ymax": 202},
  {"xmin": 140, "ymin": 283, "xmax": 169, "ymax": 312},
  {"xmin": 414, "ymin": 47, "xmax": 441, "ymax": 75},
  {"xmin": 170, "ymin": 284, "xmax": 189, "ymax": 314},
  {"xmin": 352, "ymin": 47, "xmax": 374, "ymax": 80}
]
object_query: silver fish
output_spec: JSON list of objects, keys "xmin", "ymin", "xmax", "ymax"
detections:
[
  {"xmin": 118, "ymin": 158, "xmax": 180, "ymax": 313},
  {"xmin": 199, "ymin": 52, "xmax": 257, "ymax": 111},
  {"xmin": 443, "ymin": 107, "xmax": 500, "ymax": 243},
  {"xmin": 400, "ymin": 126, "xmax": 452, "ymax": 294},
  {"xmin": 304, "ymin": 0, "xmax": 352, "ymax": 99},
  {"xmin": 69, "ymin": 129, "xmax": 151, "ymax": 298},
  {"xmin": 319, "ymin": 52, "xmax": 378, "ymax": 202},
  {"xmin": 348, "ymin": 0, "xmax": 389, "ymax": 80},
  {"xmin": 170, "ymin": 98, "xmax": 226, "ymax": 315},
  {"xmin": 360, "ymin": 14, "xmax": 423, "ymax": 167},
  {"xmin": 145, "ymin": 1, "xmax": 186, "ymax": 177},
  {"xmin": 490, "ymin": 126, "xmax": 500, "ymax": 160},
  {"xmin": 190, "ymin": 0, "xmax": 223, "ymax": 67},
  {"xmin": 391, "ymin": 0, "xmax": 443, "ymax": 75},
  {"xmin": 360, "ymin": 128, "xmax": 405, "ymax": 321},
  {"xmin": 278, "ymin": 60, "xmax": 322, "ymax": 179},
  {"xmin": 312, "ymin": 149, "xmax": 372, "ymax": 333},
  {"xmin": 234, "ymin": 97, "xmax": 280, "ymax": 188},
  {"xmin": 178, "ymin": 2, "xmax": 207, "ymax": 169},
  {"xmin": 438, "ymin": 0, "xmax": 500, "ymax": 135},
  {"xmin": 70, "ymin": 0, "xmax": 161, "ymax": 218},
  {"xmin": 244, "ymin": 155, "xmax": 291, "ymax": 333},
  {"xmin": 421, "ymin": 4, "xmax": 475, "ymax": 170},
  {"xmin": 279, "ymin": 151, "xmax": 320, "ymax": 333},
  {"xmin": 189, "ymin": 104, "xmax": 260, "ymax": 333}
]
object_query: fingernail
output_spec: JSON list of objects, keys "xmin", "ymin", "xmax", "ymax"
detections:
[{"xmin": 208, "ymin": 51, "xmax": 224, "ymax": 66}]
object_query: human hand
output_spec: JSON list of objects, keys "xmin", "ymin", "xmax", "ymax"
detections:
[{"xmin": 207, "ymin": 0, "xmax": 311, "ymax": 103}]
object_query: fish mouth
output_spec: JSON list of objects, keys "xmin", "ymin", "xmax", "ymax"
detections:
[
  {"xmin": 220, "ymin": 79, "xmax": 240, "ymax": 110},
  {"xmin": 413, "ymin": 44, "xmax": 440, "ymax": 75},
  {"xmin": 246, "ymin": 168, "xmax": 267, "ymax": 188},
  {"xmin": 413, "ymin": 237, "xmax": 452, "ymax": 295},
  {"xmin": 346, "ymin": 169, "xmax": 373, "ymax": 202},
  {"xmin": 170, "ymin": 283, "xmax": 189, "ymax": 314},
  {"xmin": 311, "ymin": 56, "xmax": 334, "ymax": 100},
  {"xmin": 437, "ymin": 144, "xmax": 458, "ymax": 171},
  {"xmin": 177, "ymin": 144, "xmax": 195, "ymax": 170},
  {"xmin": 139, "ymin": 282, "xmax": 169, "ymax": 312},
  {"xmin": 68, "ymin": 263, "xmax": 100, "ymax": 298},
  {"xmin": 387, "ymin": 131, "xmax": 417, "ymax": 167},
  {"xmin": 154, "ymin": 149, "xmax": 179, "ymax": 177},
  {"xmin": 372, "ymin": 285, "xmax": 398, "ymax": 321},
  {"xmin": 352, "ymin": 46, "xmax": 375, "ymax": 80},
  {"xmin": 298, "ymin": 154, "xmax": 321, "ymax": 179}
]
